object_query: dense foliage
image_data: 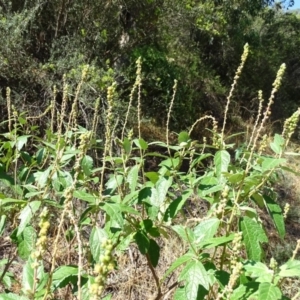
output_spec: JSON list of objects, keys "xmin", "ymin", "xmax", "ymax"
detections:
[{"xmin": 0, "ymin": 0, "xmax": 299, "ymax": 131}]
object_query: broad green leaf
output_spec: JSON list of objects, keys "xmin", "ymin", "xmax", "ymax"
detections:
[
  {"xmin": 105, "ymin": 175, "xmax": 123, "ymax": 193},
  {"xmin": 138, "ymin": 187, "xmax": 152, "ymax": 204},
  {"xmin": 240, "ymin": 217, "xmax": 268, "ymax": 261},
  {"xmin": 261, "ymin": 157, "xmax": 285, "ymax": 172},
  {"xmin": 243, "ymin": 261, "xmax": 273, "ymax": 283},
  {"xmin": 145, "ymin": 172, "xmax": 159, "ymax": 184},
  {"xmin": 162, "ymin": 252, "xmax": 195, "ymax": 282},
  {"xmin": 123, "ymin": 138, "xmax": 131, "ymax": 155},
  {"xmin": 34, "ymin": 166, "xmax": 52, "ymax": 188},
  {"xmin": 179, "ymin": 260, "xmax": 212, "ymax": 295},
  {"xmin": 73, "ymin": 190, "xmax": 97, "ymax": 204},
  {"xmin": 127, "ymin": 165, "xmax": 139, "ymax": 193},
  {"xmin": 22, "ymin": 264, "xmax": 34, "ymax": 292},
  {"xmin": 133, "ymin": 138, "xmax": 148, "ymax": 150},
  {"xmin": 16, "ymin": 135, "xmax": 30, "ymax": 151},
  {"xmin": 89, "ymin": 227, "xmax": 108, "ymax": 261},
  {"xmin": 279, "ymin": 259, "xmax": 300, "ymax": 277},
  {"xmin": 17, "ymin": 201, "xmax": 41, "ymax": 236},
  {"xmin": 36, "ymin": 148, "xmax": 47, "ymax": 165},
  {"xmin": 0, "ymin": 171, "xmax": 14, "ymax": 186},
  {"xmin": 148, "ymin": 176, "xmax": 172, "ymax": 207},
  {"xmin": 101, "ymin": 202, "xmax": 124, "ymax": 227},
  {"xmin": 164, "ymin": 190, "xmax": 192, "ymax": 221},
  {"xmin": 134, "ymin": 230, "xmax": 150, "ymax": 255},
  {"xmin": 200, "ymin": 234, "xmax": 235, "ymax": 249},
  {"xmin": 2, "ymin": 272, "xmax": 11, "ymax": 289},
  {"xmin": 156, "ymin": 176, "xmax": 172, "ymax": 204},
  {"xmin": 174, "ymin": 287, "xmax": 186, "ymax": 300},
  {"xmin": 200, "ymin": 176, "xmax": 219, "ymax": 186},
  {"xmin": 270, "ymin": 134, "xmax": 285, "ymax": 155},
  {"xmin": 81, "ymin": 155, "xmax": 93, "ymax": 176},
  {"xmin": 251, "ymin": 193, "xmax": 264, "ymax": 208},
  {"xmin": 263, "ymin": 195, "xmax": 285, "ymax": 239},
  {"xmin": 193, "ymin": 218, "xmax": 220, "ymax": 244},
  {"xmin": 258, "ymin": 282, "xmax": 282, "ymax": 300},
  {"xmin": 178, "ymin": 131, "xmax": 190, "ymax": 144},
  {"xmin": 52, "ymin": 266, "xmax": 78, "ymax": 289},
  {"xmin": 225, "ymin": 172, "xmax": 244, "ymax": 184},
  {"xmin": 214, "ymin": 150, "xmax": 230, "ymax": 180},
  {"xmin": 200, "ymin": 184, "xmax": 223, "ymax": 196},
  {"xmin": 230, "ymin": 282, "xmax": 259, "ymax": 300},
  {"xmin": 18, "ymin": 226, "xmax": 37, "ymax": 260},
  {"xmin": 190, "ymin": 153, "xmax": 213, "ymax": 169},
  {"xmin": 172, "ymin": 225, "xmax": 195, "ymax": 243},
  {"xmin": 148, "ymin": 239, "xmax": 160, "ymax": 267},
  {"xmin": 159, "ymin": 157, "xmax": 180, "ymax": 172}
]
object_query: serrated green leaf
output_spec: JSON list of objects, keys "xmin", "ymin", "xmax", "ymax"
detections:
[
  {"xmin": 18, "ymin": 226, "xmax": 37, "ymax": 260},
  {"xmin": 156, "ymin": 176, "xmax": 172, "ymax": 204},
  {"xmin": 36, "ymin": 148, "xmax": 47, "ymax": 165},
  {"xmin": 258, "ymin": 282, "xmax": 281, "ymax": 300},
  {"xmin": 101, "ymin": 202, "xmax": 124, "ymax": 228},
  {"xmin": 225, "ymin": 172, "xmax": 244, "ymax": 184},
  {"xmin": 200, "ymin": 234, "xmax": 235, "ymax": 249},
  {"xmin": 134, "ymin": 231, "xmax": 150, "ymax": 255},
  {"xmin": 174, "ymin": 287, "xmax": 186, "ymax": 300},
  {"xmin": 127, "ymin": 165, "xmax": 139, "ymax": 193},
  {"xmin": 147, "ymin": 176, "xmax": 172, "ymax": 207},
  {"xmin": 162, "ymin": 252, "xmax": 195, "ymax": 282},
  {"xmin": 17, "ymin": 201, "xmax": 41, "ymax": 236},
  {"xmin": 230, "ymin": 282, "xmax": 259, "ymax": 300},
  {"xmin": 178, "ymin": 131, "xmax": 190, "ymax": 144},
  {"xmin": 22, "ymin": 257, "xmax": 35, "ymax": 292},
  {"xmin": 200, "ymin": 184, "xmax": 223, "ymax": 196},
  {"xmin": 164, "ymin": 190, "xmax": 192, "ymax": 221},
  {"xmin": 180, "ymin": 260, "xmax": 212, "ymax": 297},
  {"xmin": 261, "ymin": 157, "xmax": 285, "ymax": 172},
  {"xmin": 145, "ymin": 172, "xmax": 159, "ymax": 184},
  {"xmin": 244, "ymin": 261, "xmax": 273, "ymax": 283},
  {"xmin": 105, "ymin": 175, "xmax": 123, "ymax": 193},
  {"xmin": 52, "ymin": 266, "xmax": 78, "ymax": 289},
  {"xmin": 263, "ymin": 195, "xmax": 285, "ymax": 239},
  {"xmin": 89, "ymin": 227, "xmax": 108, "ymax": 261},
  {"xmin": 193, "ymin": 218, "xmax": 220, "ymax": 244},
  {"xmin": 34, "ymin": 166, "xmax": 52, "ymax": 188},
  {"xmin": 81, "ymin": 155, "xmax": 93, "ymax": 176},
  {"xmin": 279, "ymin": 259, "xmax": 300, "ymax": 277},
  {"xmin": 148, "ymin": 239, "xmax": 160, "ymax": 267},
  {"xmin": 172, "ymin": 225, "xmax": 195, "ymax": 243},
  {"xmin": 133, "ymin": 138, "xmax": 148, "ymax": 150},
  {"xmin": 240, "ymin": 217, "xmax": 268, "ymax": 261},
  {"xmin": 123, "ymin": 138, "xmax": 131, "ymax": 155},
  {"xmin": 214, "ymin": 150, "xmax": 230, "ymax": 180},
  {"xmin": 73, "ymin": 190, "xmax": 97, "ymax": 204},
  {"xmin": 16, "ymin": 135, "xmax": 30, "ymax": 151},
  {"xmin": 251, "ymin": 193, "xmax": 264, "ymax": 208}
]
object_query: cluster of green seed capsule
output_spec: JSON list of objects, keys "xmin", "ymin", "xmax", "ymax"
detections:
[
  {"xmin": 32, "ymin": 208, "xmax": 50, "ymax": 263},
  {"xmin": 90, "ymin": 239, "xmax": 115, "ymax": 298}
]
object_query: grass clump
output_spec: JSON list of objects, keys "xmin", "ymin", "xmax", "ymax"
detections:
[{"xmin": 0, "ymin": 47, "xmax": 300, "ymax": 300}]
